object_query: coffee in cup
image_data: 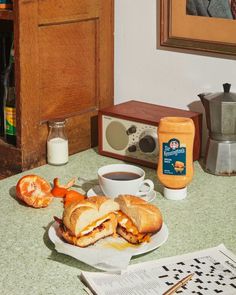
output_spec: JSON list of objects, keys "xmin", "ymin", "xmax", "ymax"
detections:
[{"xmin": 98, "ymin": 164, "xmax": 154, "ymax": 198}]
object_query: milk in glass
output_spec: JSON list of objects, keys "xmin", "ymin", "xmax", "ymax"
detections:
[{"xmin": 47, "ymin": 120, "xmax": 68, "ymax": 165}]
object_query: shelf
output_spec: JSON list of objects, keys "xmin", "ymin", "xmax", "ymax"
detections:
[
  {"xmin": 0, "ymin": 136, "xmax": 16, "ymax": 149},
  {"xmin": 0, "ymin": 9, "xmax": 13, "ymax": 20},
  {"xmin": 0, "ymin": 137, "xmax": 21, "ymax": 178}
]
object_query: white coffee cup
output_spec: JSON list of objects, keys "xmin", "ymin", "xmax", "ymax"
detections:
[{"xmin": 98, "ymin": 164, "xmax": 154, "ymax": 199}]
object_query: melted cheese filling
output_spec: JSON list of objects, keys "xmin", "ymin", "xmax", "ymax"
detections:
[
  {"xmin": 117, "ymin": 211, "xmax": 151, "ymax": 243},
  {"xmin": 79, "ymin": 212, "xmax": 117, "ymax": 237},
  {"xmin": 61, "ymin": 212, "xmax": 118, "ymax": 246},
  {"xmin": 117, "ymin": 211, "xmax": 139, "ymax": 234}
]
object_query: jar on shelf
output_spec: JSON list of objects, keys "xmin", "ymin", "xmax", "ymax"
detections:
[{"xmin": 47, "ymin": 120, "xmax": 69, "ymax": 166}]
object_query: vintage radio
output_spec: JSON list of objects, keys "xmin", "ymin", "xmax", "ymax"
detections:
[{"xmin": 98, "ymin": 100, "xmax": 202, "ymax": 168}]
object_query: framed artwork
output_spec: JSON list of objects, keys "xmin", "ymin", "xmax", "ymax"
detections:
[{"xmin": 158, "ymin": 0, "xmax": 236, "ymax": 58}]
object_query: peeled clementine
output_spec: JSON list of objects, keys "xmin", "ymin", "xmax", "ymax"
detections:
[{"xmin": 16, "ymin": 174, "xmax": 53, "ymax": 208}]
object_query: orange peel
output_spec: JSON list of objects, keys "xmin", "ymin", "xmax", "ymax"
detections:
[
  {"xmin": 64, "ymin": 190, "xmax": 86, "ymax": 207},
  {"xmin": 51, "ymin": 177, "xmax": 76, "ymax": 198}
]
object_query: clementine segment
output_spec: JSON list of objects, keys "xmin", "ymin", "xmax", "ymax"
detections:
[{"xmin": 16, "ymin": 175, "xmax": 53, "ymax": 208}]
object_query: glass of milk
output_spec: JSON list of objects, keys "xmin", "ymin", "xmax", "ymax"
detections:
[{"xmin": 47, "ymin": 120, "xmax": 69, "ymax": 165}]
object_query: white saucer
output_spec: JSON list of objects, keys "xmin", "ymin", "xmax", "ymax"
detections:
[
  {"xmin": 48, "ymin": 222, "xmax": 168, "ymax": 271},
  {"xmin": 87, "ymin": 185, "xmax": 156, "ymax": 203}
]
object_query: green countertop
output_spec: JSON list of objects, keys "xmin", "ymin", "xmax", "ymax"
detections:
[{"xmin": 0, "ymin": 148, "xmax": 235, "ymax": 294}]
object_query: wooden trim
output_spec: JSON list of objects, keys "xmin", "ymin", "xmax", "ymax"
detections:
[
  {"xmin": 17, "ymin": 0, "xmax": 41, "ymax": 168},
  {"xmin": 100, "ymin": 150, "xmax": 157, "ymax": 169},
  {"xmin": 0, "ymin": 142, "xmax": 22, "ymax": 176},
  {"xmin": 158, "ymin": 0, "xmax": 236, "ymax": 59},
  {"xmin": 13, "ymin": 0, "xmax": 20, "ymax": 148},
  {"xmin": 98, "ymin": 0, "xmax": 114, "ymax": 109}
]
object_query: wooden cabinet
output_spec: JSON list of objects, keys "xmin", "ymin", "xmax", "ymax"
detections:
[{"xmin": 0, "ymin": 0, "xmax": 114, "ymax": 178}]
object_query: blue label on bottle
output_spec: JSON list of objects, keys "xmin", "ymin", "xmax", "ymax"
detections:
[{"xmin": 162, "ymin": 138, "xmax": 186, "ymax": 175}]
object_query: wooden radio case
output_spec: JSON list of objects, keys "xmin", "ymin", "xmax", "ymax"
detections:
[{"xmin": 98, "ymin": 100, "xmax": 202, "ymax": 168}]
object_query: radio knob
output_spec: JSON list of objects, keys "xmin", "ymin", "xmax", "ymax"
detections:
[
  {"xmin": 139, "ymin": 135, "xmax": 156, "ymax": 153},
  {"xmin": 128, "ymin": 145, "xmax": 137, "ymax": 152},
  {"xmin": 126, "ymin": 125, "xmax": 137, "ymax": 135}
]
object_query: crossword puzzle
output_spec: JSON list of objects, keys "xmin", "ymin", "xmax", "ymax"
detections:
[
  {"xmin": 154, "ymin": 255, "xmax": 236, "ymax": 294},
  {"xmin": 80, "ymin": 245, "xmax": 236, "ymax": 295}
]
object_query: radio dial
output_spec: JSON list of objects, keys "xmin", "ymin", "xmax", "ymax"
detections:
[
  {"xmin": 126, "ymin": 125, "xmax": 137, "ymax": 135},
  {"xmin": 139, "ymin": 135, "xmax": 156, "ymax": 153},
  {"xmin": 128, "ymin": 145, "xmax": 137, "ymax": 152},
  {"xmin": 138, "ymin": 130, "xmax": 158, "ymax": 154}
]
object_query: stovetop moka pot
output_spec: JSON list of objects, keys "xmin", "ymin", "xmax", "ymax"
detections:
[{"xmin": 199, "ymin": 83, "xmax": 236, "ymax": 176}]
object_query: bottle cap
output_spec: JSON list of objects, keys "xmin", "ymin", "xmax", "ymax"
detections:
[{"xmin": 163, "ymin": 186, "xmax": 187, "ymax": 200}]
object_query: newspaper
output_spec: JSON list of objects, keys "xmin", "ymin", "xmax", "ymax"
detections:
[{"xmin": 80, "ymin": 244, "xmax": 236, "ymax": 295}]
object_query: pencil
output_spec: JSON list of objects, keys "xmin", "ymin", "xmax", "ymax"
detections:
[{"xmin": 163, "ymin": 273, "xmax": 194, "ymax": 295}]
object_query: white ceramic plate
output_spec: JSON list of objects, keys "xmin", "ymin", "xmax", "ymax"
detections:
[
  {"xmin": 48, "ymin": 221, "xmax": 168, "ymax": 258},
  {"xmin": 87, "ymin": 185, "xmax": 156, "ymax": 203}
]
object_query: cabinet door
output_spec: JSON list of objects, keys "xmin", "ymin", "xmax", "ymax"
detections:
[{"xmin": 17, "ymin": 0, "xmax": 114, "ymax": 168}]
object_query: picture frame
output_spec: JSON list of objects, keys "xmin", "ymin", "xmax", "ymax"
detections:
[{"xmin": 158, "ymin": 0, "xmax": 236, "ymax": 58}]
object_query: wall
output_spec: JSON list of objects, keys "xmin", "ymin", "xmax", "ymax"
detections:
[{"xmin": 114, "ymin": 0, "xmax": 236, "ymax": 152}]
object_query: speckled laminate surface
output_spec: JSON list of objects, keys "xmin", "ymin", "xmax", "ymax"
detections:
[{"xmin": 0, "ymin": 148, "xmax": 235, "ymax": 294}]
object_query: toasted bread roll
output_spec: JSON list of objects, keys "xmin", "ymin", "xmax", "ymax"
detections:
[
  {"xmin": 60, "ymin": 213, "xmax": 117, "ymax": 247},
  {"xmin": 115, "ymin": 195, "xmax": 163, "ymax": 233},
  {"xmin": 60, "ymin": 196, "xmax": 120, "ymax": 247}
]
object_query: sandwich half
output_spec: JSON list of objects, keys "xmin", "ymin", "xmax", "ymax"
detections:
[
  {"xmin": 115, "ymin": 195, "xmax": 163, "ymax": 244},
  {"xmin": 59, "ymin": 196, "xmax": 120, "ymax": 247}
]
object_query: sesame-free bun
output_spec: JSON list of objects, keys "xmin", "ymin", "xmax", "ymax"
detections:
[
  {"xmin": 115, "ymin": 195, "xmax": 163, "ymax": 233},
  {"xmin": 60, "ymin": 196, "xmax": 120, "ymax": 247},
  {"xmin": 60, "ymin": 213, "xmax": 117, "ymax": 247},
  {"xmin": 63, "ymin": 196, "xmax": 119, "ymax": 236}
]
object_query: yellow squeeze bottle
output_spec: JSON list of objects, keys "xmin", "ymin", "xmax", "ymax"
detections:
[{"xmin": 157, "ymin": 117, "xmax": 195, "ymax": 200}]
